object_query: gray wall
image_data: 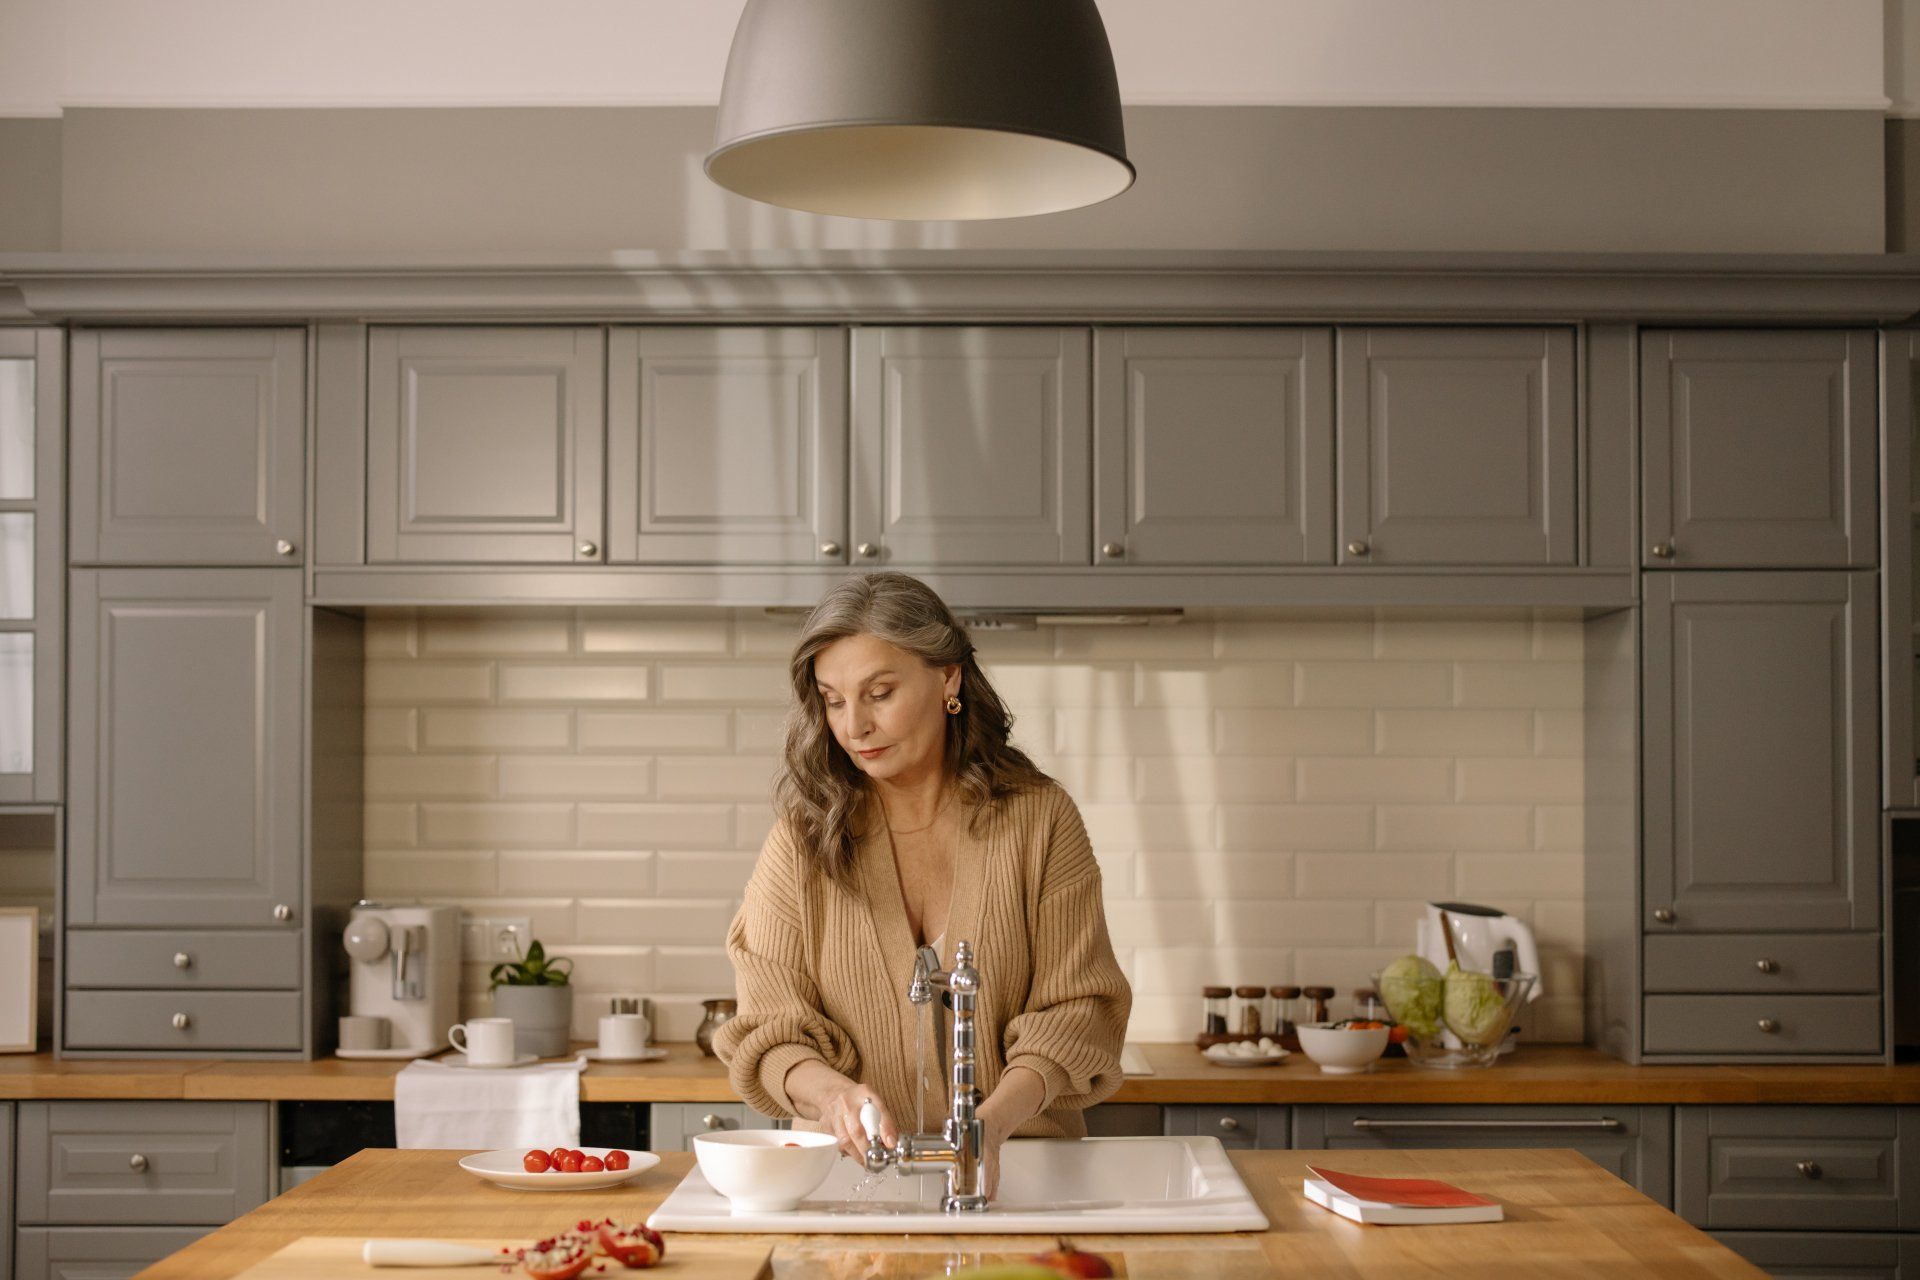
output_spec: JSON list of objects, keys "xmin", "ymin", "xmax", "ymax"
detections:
[{"xmin": 0, "ymin": 105, "xmax": 1887, "ymax": 254}]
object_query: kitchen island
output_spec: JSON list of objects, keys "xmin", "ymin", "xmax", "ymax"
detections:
[{"xmin": 142, "ymin": 1146, "xmax": 1760, "ymax": 1278}]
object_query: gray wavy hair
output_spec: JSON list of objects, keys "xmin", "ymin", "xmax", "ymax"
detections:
[{"xmin": 777, "ymin": 572, "xmax": 1049, "ymax": 886}]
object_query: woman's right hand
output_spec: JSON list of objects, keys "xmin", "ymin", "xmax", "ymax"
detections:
[{"xmin": 816, "ymin": 1079, "xmax": 898, "ymax": 1161}]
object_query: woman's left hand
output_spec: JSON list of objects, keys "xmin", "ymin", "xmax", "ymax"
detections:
[{"xmin": 975, "ymin": 1065, "xmax": 1047, "ymax": 1200}]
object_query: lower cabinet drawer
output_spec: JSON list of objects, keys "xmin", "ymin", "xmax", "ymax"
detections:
[
  {"xmin": 1645, "ymin": 995, "xmax": 1883, "ymax": 1056},
  {"xmin": 65, "ymin": 990, "xmax": 302, "ymax": 1051},
  {"xmin": 1676, "ymin": 1106, "xmax": 1920, "ymax": 1231},
  {"xmin": 647, "ymin": 1103, "xmax": 781, "ymax": 1152},
  {"xmin": 1292, "ymin": 1105, "xmax": 1673, "ymax": 1207},
  {"xmin": 1645, "ymin": 934, "xmax": 1883, "ymax": 994},
  {"xmin": 17, "ymin": 1100, "xmax": 273, "ymax": 1225},
  {"xmin": 1163, "ymin": 1105, "xmax": 1287, "ymax": 1151},
  {"xmin": 15, "ymin": 1227, "xmax": 211, "ymax": 1280},
  {"xmin": 1711, "ymin": 1231, "xmax": 1919, "ymax": 1277},
  {"xmin": 66, "ymin": 930, "xmax": 300, "ymax": 989}
]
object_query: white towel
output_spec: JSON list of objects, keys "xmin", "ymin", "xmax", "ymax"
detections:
[{"xmin": 395, "ymin": 1054, "xmax": 586, "ymax": 1150}]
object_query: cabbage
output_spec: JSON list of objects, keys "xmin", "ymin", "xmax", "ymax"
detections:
[
  {"xmin": 1378, "ymin": 955, "xmax": 1443, "ymax": 1039},
  {"xmin": 1442, "ymin": 963, "xmax": 1509, "ymax": 1045}
]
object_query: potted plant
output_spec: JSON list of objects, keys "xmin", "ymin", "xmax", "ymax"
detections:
[{"xmin": 488, "ymin": 939, "xmax": 574, "ymax": 1058}]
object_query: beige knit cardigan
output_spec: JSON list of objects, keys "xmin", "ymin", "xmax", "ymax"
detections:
[{"xmin": 714, "ymin": 782, "xmax": 1131, "ymax": 1139}]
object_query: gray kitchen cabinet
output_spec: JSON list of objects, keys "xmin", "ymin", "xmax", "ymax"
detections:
[
  {"xmin": 65, "ymin": 931, "xmax": 302, "ymax": 990},
  {"xmin": 66, "ymin": 570, "xmax": 303, "ymax": 928},
  {"xmin": 1092, "ymin": 327, "xmax": 1333, "ymax": 566},
  {"xmin": 367, "ymin": 327, "xmax": 605, "ymax": 563},
  {"xmin": 1083, "ymin": 1104, "xmax": 1163, "ymax": 1138},
  {"xmin": 1645, "ymin": 996, "xmax": 1883, "ymax": 1057},
  {"xmin": 1335, "ymin": 326, "xmax": 1576, "ymax": 566},
  {"xmin": 64, "ymin": 991, "xmax": 304, "ymax": 1052},
  {"xmin": 1291, "ymin": 1104, "xmax": 1673, "ymax": 1207},
  {"xmin": 1643, "ymin": 330, "xmax": 1876, "ymax": 570},
  {"xmin": 1883, "ymin": 330, "xmax": 1920, "ymax": 808},
  {"xmin": 16, "ymin": 1101, "xmax": 272, "ymax": 1226},
  {"xmin": 1677, "ymin": 1107, "xmax": 1920, "ymax": 1232},
  {"xmin": 851, "ymin": 327, "xmax": 1091, "ymax": 566},
  {"xmin": 1643, "ymin": 571, "xmax": 1879, "ymax": 934},
  {"xmin": 69, "ymin": 329, "xmax": 305, "ymax": 566},
  {"xmin": 648, "ymin": 1103, "xmax": 779, "ymax": 1152},
  {"xmin": 0, "ymin": 328, "xmax": 62, "ymax": 804},
  {"xmin": 1644, "ymin": 935, "xmax": 1883, "ymax": 994},
  {"xmin": 2, "ymin": 1102, "xmax": 12, "ymax": 1280},
  {"xmin": 1163, "ymin": 1104, "xmax": 1288, "ymax": 1151},
  {"xmin": 607, "ymin": 327, "xmax": 848, "ymax": 565},
  {"xmin": 15, "ymin": 1229, "xmax": 210, "ymax": 1280},
  {"xmin": 1713, "ymin": 1232, "xmax": 1920, "ymax": 1278}
]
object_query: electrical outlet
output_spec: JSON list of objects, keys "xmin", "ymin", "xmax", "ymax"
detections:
[{"xmin": 461, "ymin": 916, "xmax": 532, "ymax": 962}]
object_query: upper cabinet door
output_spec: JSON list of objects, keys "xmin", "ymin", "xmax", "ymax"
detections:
[
  {"xmin": 1093, "ymin": 328, "xmax": 1333, "ymax": 566},
  {"xmin": 66, "ymin": 570, "xmax": 304, "ymax": 928},
  {"xmin": 1337, "ymin": 327, "xmax": 1576, "ymax": 566},
  {"xmin": 70, "ymin": 329, "xmax": 306, "ymax": 566},
  {"xmin": 0, "ymin": 329, "xmax": 64, "ymax": 804},
  {"xmin": 851, "ymin": 328, "xmax": 1091, "ymax": 566},
  {"xmin": 367, "ymin": 327, "xmax": 605, "ymax": 564},
  {"xmin": 1643, "ymin": 571, "xmax": 1879, "ymax": 933},
  {"xmin": 1642, "ymin": 330, "xmax": 1875, "ymax": 569},
  {"xmin": 607, "ymin": 328, "xmax": 848, "ymax": 565}
]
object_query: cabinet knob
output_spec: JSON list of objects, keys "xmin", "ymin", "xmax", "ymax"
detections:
[
  {"xmin": 856, "ymin": 543, "xmax": 879, "ymax": 559},
  {"xmin": 1217, "ymin": 1116, "xmax": 1240, "ymax": 1133},
  {"xmin": 172, "ymin": 952, "xmax": 192, "ymax": 970},
  {"xmin": 273, "ymin": 904, "xmax": 293, "ymax": 923},
  {"xmin": 1796, "ymin": 1160, "xmax": 1821, "ymax": 1179},
  {"xmin": 577, "ymin": 541, "xmax": 598, "ymax": 559},
  {"xmin": 1101, "ymin": 541, "xmax": 1125, "ymax": 559},
  {"xmin": 1757, "ymin": 1018, "xmax": 1780, "ymax": 1034},
  {"xmin": 1755, "ymin": 959, "xmax": 1778, "ymax": 974},
  {"xmin": 171, "ymin": 1012, "xmax": 191, "ymax": 1030},
  {"xmin": 1652, "ymin": 908, "xmax": 1676, "ymax": 924},
  {"xmin": 1346, "ymin": 540, "xmax": 1370, "ymax": 557},
  {"xmin": 702, "ymin": 1113, "xmax": 725, "ymax": 1130},
  {"xmin": 274, "ymin": 539, "xmax": 296, "ymax": 557},
  {"xmin": 819, "ymin": 541, "xmax": 842, "ymax": 558},
  {"xmin": 129, "ymin": 1153, "xmax": 149, "ymax": 1173},
  {"xmin": 1650, "ymin": 542, "xmax": 1676, "ymax": 559}
]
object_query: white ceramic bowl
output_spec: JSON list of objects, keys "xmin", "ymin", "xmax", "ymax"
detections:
[
  {"xmin": 1295, "ymin": 1022, "xmax": 1391, "ymax": 1074},
  {"xmin": 692, "ymin": 1129, "xmax": 839, "ymax": 1212}
]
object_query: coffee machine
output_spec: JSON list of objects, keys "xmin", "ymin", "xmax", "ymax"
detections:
[{"xmin": 341, "ymin": 901, "xmax": 459, "ymax": 1056}]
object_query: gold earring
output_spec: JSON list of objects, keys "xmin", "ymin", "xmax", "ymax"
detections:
[{"xmin": 945, "ymin": 695, "xmax": 963, "ymax": 715}]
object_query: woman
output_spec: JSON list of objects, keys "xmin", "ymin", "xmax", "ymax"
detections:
[{"xmin": 714, "ymin": 573, "xmax": 1131, "ymax": 1197}]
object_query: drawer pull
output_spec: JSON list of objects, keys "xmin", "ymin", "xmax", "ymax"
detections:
[
  {"xmin": 1217, "ymin": 1117, "xmax": 1241, "ymax": 1133},
  {"xmin": 129, "ymin": 1153, "xmax": 148, "ymax": 1172},
  {"xmin": 275, "ymin": 539, "xmax": 296, "ymax": 557},
  {"xmin": 1346, "ymin": 539, "xmax": 1371, "ymax": 557},
  {"xmin": 1101, "ymin": 541, "xmax": 1125, "ymax": 559},
  {"xmin": 1757, "ymin": 1018, "xmax": 1780, "ymax": 1034},
  {"xmin": 1796, "ymin": 1160, "xmax": 1822, "ymax": 1179},
  {"xmin": 173, "ymin": 952, "xmax": 193, "ymax": 970},
  {"xmin": 1755, "ymin": 959, "xmax": 1778, "ymax": 974},
  {"xmin": 1350, "ymin": 1117, "xmax": 1625, "ymax": 1132},
  {"xmin": 1650, "ymin": 542, "xmax": 1677, "ymax": 559},
  {"xmin": 273, "ymin": 903, "xmax": 293, "ymax": 923},
  {"xmin": 702, "ymin": 1114, "xmax": 725, "ymax": 1130},
  {"xmin": 1652, "ymin": 908, "xmax": 1676, "ymax": 924},
  {"xmin": 819, "ymin": 541, "xmax": 842, "ymax": 558},
  {"xmin": 172, "ymin": 1012, "xmax": 191, "ymax": 1030}
]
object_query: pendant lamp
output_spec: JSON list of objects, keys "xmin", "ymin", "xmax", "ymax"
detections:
[{"xmin": 706, "ymin": 0, "xmax": 1134, "ymax": 221}]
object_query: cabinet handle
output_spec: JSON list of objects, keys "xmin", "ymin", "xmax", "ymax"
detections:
[
  {"xmin": 1652, "ymin": 908, "xmax": 1676, "ymax": 924},
  {"xmin": 819, "ymin": 541, "xmax": 842, "ymax": 558},
  {"xmin": 856, "ymin": 543, "xmax": 879, "ymax": 559},
  {"xmin": 274, "ymin": 539, "xmax": 296, "ymax": 557},
  {"xmin": 1650, "ymin": 542, "xmax": 1676, "ymax": 559},
  {"xmin": 1755, "ymin": 959, "xmax": 1778, "ymax": 974},
  {"xmin": 171, "ymin": 1012, "xmax": 191, "ymax": 1030},
  {"xmin": 1346, "ymin": 540, "xmax": 1370, "ymax": 557},
  {"xmin": 1757, "ymin": 1018, "xmax": 1780, "ymax": 1034},
  {"xmin": 1796, "ymin": 1160, "xmax": 1821, "ymax": 1179},
  {"xmin": 1351, "ymin": 1117, "xmax": 1625, "ymax": 1132},
  {"xmin": 129, "ymin": 1154, "xmax": 149, "ymax": 1172},
  {"xmin": 172, "ymin": 952, "xmax": 192, "ymax": 970},
  {"xmin": 1217, "ymin": 1117, "xmax": 1241, "ymax": 1132},
  {"xmin": 702, "ymin": 1114, "xmax": 725, "ymax": 1130},
  {"xmin": 577, "ymin": 541, "xmax": 598, "ymax": 559},
  {"xmin": 1101, "ymin": 541, "xmax": 1125, "ymax": 559},
  {"xmin": 273, "ymin": 904, "xmax": 293, "ymax": 923}
]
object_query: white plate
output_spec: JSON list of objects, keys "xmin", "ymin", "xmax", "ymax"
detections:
[
  {"xmin": 334, "ymin": 1045, "xmax": 445, "ymax": 1061},
  {"xmin": 441, "ymin": 1052, "xmax": 541, "ymax": 1070},
  {"xmin": 1202, "ymin": 1046, "xmax": 1290, "ymax": 1067},
  {"xmin": 459, "ymin": 1147, "xmax": 660, "ymax": 1192},
  {"xmin": 582, "ymin": 1047, "xmax": 669, "ymax": 1063}
]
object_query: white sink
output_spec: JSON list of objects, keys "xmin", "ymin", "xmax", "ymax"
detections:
[{"xmin": 647, "ymin": 1135, "xmax": 1270, "ymax": 1234}]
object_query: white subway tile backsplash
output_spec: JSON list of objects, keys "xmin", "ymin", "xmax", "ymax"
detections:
[
  {"xmin": 580, "ymin": 710, "xmax": 731, "ymax": 752},
  {"xmin": 365, "ymin": 849, "xmax": 499, "ymax": 896},
  {"xmin": 1135, "ymin": 851, "xmax": 1292, "ymax": 899},
  {"xmin": 365, "ymin": 755, "xmax": 497, "ymax": 800},
  {"xmin": 1455, "ymin": 758, "xmax": 1585, "ymax": 804},
  {"xmin": 1217, "ymin": 899, "xmax": 1374, "ymax": 947},
  {"xmin": 1218, "ymin": 804, "xmax": 1372, "ymax": 851},
  {"xmin": 1456, "ymin": 852, "xmax": 1584, "ymax": 899},
  {"xmin": 1295, "ymin": 757, "xmax": 1452, "ymax": 803},
  {"xmin": 1054, "ymin": 624, "xmax": 1215, "ymax": 662},
  {"xmin": 500, "ymin": 665, "xmax": 652, "ymax": 703},
  {"xmin": 657, "ymin": 851, "xmax": 759, "ymax": 898},
  {"xmin": 1215, "ymin": 616, "xmax": 1372, "ymax": 659},
  {"xmin": 1375, "ymin": 708, "xmax": 1533, "ymax": 756},
  {"xmin": 364, "ymin": 803, "xmax": 419, "ymax": 848},
  {"xmin": 421, "ymin": 803, "xmax": 573, "ymax": 848},
  {"xmin": 1455, "ymin": 661, "xmax": 1584, "ymax": 709},
  {"xmin": 1534, "ymin": 710, "xmax": 1585, "ymax": 757},
  {"xmin": 1375, "ymin": 614, "xmax": 1533, "ymax": 659},
  {"xmin": 498, "ymin": 756, "xmax": 653, "ymax": 800},
  {"xmin": 1055, "ymin": 709, "xmax": 1213, "ymax": 757},
  {"xmin": 423, "ymin": 615, "xmax": 573, "ymax": 655},
  {"xmin": 987, "ymin": 663, "xmax": 1133, "ymax": 707},
  {"xmin": 655, "ymin": 756, "xmax": 778, "ymax": 803},
  {"xmin": 652, "ymin": 946, "xmax": 739, "ymax": 993},
  {"xmin": 733, "ymin": 709, "xmax": 788, "ymax": 753},
  {"xmin": 425, "ymin": 709, "xmax": 573, "ymax": 752},
  {"xmin": 1040, "ymin": 756, "xmax": 1136, "ymax": 805},
  {"xmin": 1377, "ymin": 805, "xmax": 1533, "ymax": 851},
  {"xmin": 576, "ymin": 803, "xmax": 734, "ymax": 849},
  {"xmin": 582, "ymin": 614, "xmax": 731, "ymax": 655},
  {"xmin": 660, "ymin": 663, "xmax": 788, "ymax": 704},
  {"xmin": 1135, "ymin": 664, "xmax": 1294, "ymax": 708},
  {"xmin": 577, "ymin": 899, "xmax": 739, "ymax": 945},
  {"xmin": 558, "ymin": 947, "xmax": 656, "ymax": 989},
  {"xmin": 1296, "ymin": 661, "xmax": 1451, "ymax": 707},
  {"xmin": 1295, "ymin": 852, "xmax": 1452, "ymax": 901},
  {"xmin": 1216, "ymin": 708, "xmax": 1372, "ymax": 756},
  {"xmin": 1102, "ymin": 900, "xmax": 1217, "ymax": 947},
  {"xmin": 500, "ymin": 850, "xmax": 655, "ymax": 896},
  {"xmin": 1130, "ymin": 946, "xmax": 1294, "ymax": 995},
  {"xmin": 364, "ymin": 615, "xmax": 420, "ymax": 658},
  {"xmin": 365, "ymin": 708, "xmax": 419, "ymax": 753},
  {"xmin": 366, "ymin": 662, "xmax": 493, "ymax": 705},
  {"xmin": 1079, "ymin": 803, "xmax": 1216, "ymax": 852}
]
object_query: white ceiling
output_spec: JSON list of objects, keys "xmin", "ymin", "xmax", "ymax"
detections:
[{"xmin": 0, "ymin": 0, "xmax": 1891, "ymax": 118}]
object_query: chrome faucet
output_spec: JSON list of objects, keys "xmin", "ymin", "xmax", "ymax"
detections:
[{"xmin": 861, "ymin": 939, "xmax": 987, "ymax": 1212}]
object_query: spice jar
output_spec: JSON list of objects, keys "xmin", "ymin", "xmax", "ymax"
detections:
[
  {"xmin": 1201, "ymin": 986, "xmax": 1231, "ymax": 1037},
  {"xmin": 1353, "ymin": 988, "xmax": 1385, "ymax": 1021},
  {"xmin": 1232, "ymin": 986, "xmax": 1266, "ymax": 1038},
  {"xmin": 1268, "ymin": 985, "xmax": 1301, "ymax": 1038},
  {"xmin": 1302, "ymin": 985, "xmax": 1336, "ymax": 1025}
]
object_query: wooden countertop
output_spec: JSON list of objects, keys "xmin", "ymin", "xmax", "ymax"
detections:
[
  {"xmin": 141, "ymin": 1145, "xmax": 1761, "ymax": 1279},
  {"xmin": 9, "ymin": 1043, "xmax": 1920, "ymax": 1105}
]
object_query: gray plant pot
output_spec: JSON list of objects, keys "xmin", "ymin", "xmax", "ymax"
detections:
[{"xmin": 491, "ymin": 983, "xmax": 573, "ymax": 1058}]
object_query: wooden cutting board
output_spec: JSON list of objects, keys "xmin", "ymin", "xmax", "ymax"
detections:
[{"xmin": 234, "ymin": 1236, "xmax": 772, "ymax": 1280}]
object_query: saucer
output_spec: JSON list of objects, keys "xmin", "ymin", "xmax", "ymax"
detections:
[
  {"xmin": 441, "ymin": 1052, "xmax": 540, "ymax": 1069},
  {"xmin": 583, "ymin": 1046, "xmax": 668, "ymax": 1063},
  {"xmin": 335, "ymin": 1045, "xmax": 445, "ymax": 1061}
]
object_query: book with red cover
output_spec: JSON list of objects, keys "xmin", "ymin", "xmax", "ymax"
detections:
[{"xmin": 1305, "ymin": 1166, "xmax": 1498, "ymax": 1209}]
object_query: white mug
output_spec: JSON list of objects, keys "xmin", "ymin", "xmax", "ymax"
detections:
[
  {"xmin": 597, "ymin": 1012, "xmax": 651, "ymax": 1058},
  {"xmin": 449, "ymin": 1017, "xmax": 515, "ymax": 1066}
]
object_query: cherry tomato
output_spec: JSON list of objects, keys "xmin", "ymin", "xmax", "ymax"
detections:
[
  {"xmin": 549, "ymin": 1146, "xmax": 569, "ymax": 1167},
  {"xmin": 523, "ymin": 1149, "xmax": 553, "ymax": 1174},
  {"xmin": 604, "ymin": 1150, "xmax": 630, "ymax": 1171},
  {"xmin": 558, "ymin": 1152, "xmax": 583, "ymax": 1174},
  {"xmin": 579, "ymin": 1155, "xmax": 605, "ymax": 1173}
]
